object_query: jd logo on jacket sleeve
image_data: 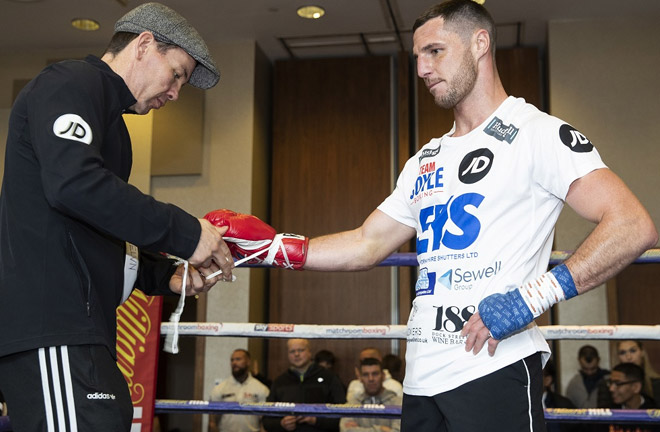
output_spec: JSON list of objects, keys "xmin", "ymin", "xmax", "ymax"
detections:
[{"xmin": 53, "ymin": 114, "xmax": 93, "ymax": 145}]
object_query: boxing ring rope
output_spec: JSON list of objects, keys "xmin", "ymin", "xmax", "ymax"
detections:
[
  {"xmin": 3, "ymin": 249, "xmax": 660, "ymax": 431},
  {"xmin": 160, "ymin": 322, "xmax": 660, "ymax": 340},
  {"xmin": 148, "ymin": 401, "xmax": 660, "ymax": 425},
  {"xmin": 379, "ymin": 248, "xmax": 660, "ymax": 267}
]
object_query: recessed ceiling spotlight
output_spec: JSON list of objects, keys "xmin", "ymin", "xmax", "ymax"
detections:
[
  {"xmin": 71, "ymin": 18, "xmax": 100, "ymax": 31},
  {"xmin": 297, "ymin": 5, "xmax": 325, "ymax": 19}
]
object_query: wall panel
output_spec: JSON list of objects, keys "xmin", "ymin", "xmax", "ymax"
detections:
[{"xmin": 270, "ymin": 56, "xmax": 394, "ymax": 385}]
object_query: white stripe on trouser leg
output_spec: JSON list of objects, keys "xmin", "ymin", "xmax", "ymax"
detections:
[
  {"xmin": 60, "ymin": 346, "xmax": 79, "ymax": 432},
  {"xmin": 522, "ymin": 358, "xmax": 533, "ymax": 431},
  {"xmin": 38, "ymin": 348, "xmax": 56, "ymax": 432},
  {"xmin": 49, "ymin": 347, "xmax": 67, "ymax": 432}
]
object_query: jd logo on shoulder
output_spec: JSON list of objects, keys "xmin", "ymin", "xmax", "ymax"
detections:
[
  {"xmin": 53, "ymin": 114, "xmax": 93, "ymax": 145},
  {"xmin": 559, "ymin": 124, "xmax": 593, "ymax": 152}
]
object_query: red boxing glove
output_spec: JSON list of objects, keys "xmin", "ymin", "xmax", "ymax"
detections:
[{"xmin": 204, "ymin": 209, "xmax": 309, "ymax": 270}]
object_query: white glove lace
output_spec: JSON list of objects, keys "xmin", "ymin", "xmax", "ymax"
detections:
[{"xmin": 164, "ymin": 245, "xmax": 274, "ymax": 354}]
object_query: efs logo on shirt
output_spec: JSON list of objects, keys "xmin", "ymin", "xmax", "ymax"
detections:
[
  {"xmin": 53, "ymin": 113, "xmax": 93, "ymax": 145},
  {"xmin": 416, "ymin": 193, "xmax": 484, "ymax": 254}
]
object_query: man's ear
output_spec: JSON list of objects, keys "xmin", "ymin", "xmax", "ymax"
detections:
[
  {"xmin": 632, "ymin": 381, "xmax": 643, "ymax": 394},
  {"xmin": 472, "ymin": 28, "xmax": 491, "ymax": 60},
  {"xmin": 134, "ymin": 31, "xmax": 156, "ymax": 59},
  {"xmin": 355, "ymin": 367, "xmax": 360, "ymax": 380}
]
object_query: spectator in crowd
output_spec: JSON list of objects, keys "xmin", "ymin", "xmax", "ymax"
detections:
[
  {"xmin": 617, "ymin": 340, "xmax": 660, "ymax": 399},
  {"xmin": 599, "ymin": 340, "xmax": 660, "ymax": 409},
  {"xmin": 381, "ymin": 354, "xmax": 403, "ymax": 384},
  {"xmin": 263, "ymin": 339, "xmax": 346, "ymax": 432},
  {"xmin": 209, "ymin": 349, "xmax": 269, "ymax": 432},
  {"xmin": 315, "ymin": 350, "xmax": 338, "ymax": 372},
  {"xmin": 607, "ymin": 363, "xmax": 657, "ymax": 409},
  {"xmin": 542, "ymin": 359, "xmax": 578, "ymax": 432},
  {"xmin": 566, "ymin": 345, "xmax": 610, "ymax": 408},
  {"xmin": 346, "ymin": 348, "xmax": 403, "ymax": 402},
  {"xmin": 604, "ymin": 363, "xmax": 659, "ymax": 432},
  {"xmin": 340, "ymin": 358, "xmax": 401, "ymax": 432}
]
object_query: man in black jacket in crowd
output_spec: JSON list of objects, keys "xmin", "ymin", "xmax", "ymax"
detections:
[{"xmin": 264, "ymin": 339, "xmax": 346, "ymax": 432}]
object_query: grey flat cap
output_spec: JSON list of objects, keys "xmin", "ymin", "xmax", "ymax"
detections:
[{"xmin": 114, "ymin": 2, "xmax": 219, "ymax": 89}]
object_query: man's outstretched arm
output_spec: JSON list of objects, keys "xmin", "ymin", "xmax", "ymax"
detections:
[{"xmin": 305, "ymin": 209, "xmax": 417, "ymax": 272}]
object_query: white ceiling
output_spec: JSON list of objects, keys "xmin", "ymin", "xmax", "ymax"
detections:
[{"xmin": 2, "ymin": 0, "xmax": 660, "ymax": 61}]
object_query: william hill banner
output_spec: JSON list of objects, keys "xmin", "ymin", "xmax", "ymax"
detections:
[{"xmin": 117, "ymin": 290, "xmax": 163, "ymax": 432}]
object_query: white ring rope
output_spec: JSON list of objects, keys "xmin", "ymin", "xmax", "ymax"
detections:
[{"xmin": 160, "ymin": 322, "xmax": 660, "ymax": 340}]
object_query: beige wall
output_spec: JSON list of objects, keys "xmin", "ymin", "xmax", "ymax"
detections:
[{"xmin": 548, "ymin": 17, "xmax": 660, "ymax": 392}]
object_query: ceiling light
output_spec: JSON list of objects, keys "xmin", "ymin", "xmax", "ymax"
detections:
[
  {"xmin": 472, "ymin": 0, "xmax": 486, "ymax": 4},
  {"xmin": 297, "ymin": 5, "xmax": 325, "ymax": 19},
  {"xmin": 71, "ymin": 18, "xmax": 100, "ymax": 31}
]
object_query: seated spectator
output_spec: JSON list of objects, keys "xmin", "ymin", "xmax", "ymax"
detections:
[
  {"xmin": 209, "ymin": 349, "xmax": 269, "ymax": 432},
  {"xmin": 598, "ymin": 340, "xmax": 660, "ymax": 408},
  {"xmin": 381, "ymin": 354, "xmax": 403, "ymax": 383},
  {"xmin": 340, "ymin": 358, "xmax": 401, "ymax": 432},
  {"xmin": 346, "ymin": 348, "xmax": 402, "ymax": 402},
  {"xmin": 565, "ymin": 345, "xmax": 609, "ymax": 408},
  {"xmin": 315, "ymin": 350, "xmax": 337, "ymax": 371},
  {"xmin": 605, "ymin": 363, "xmax": 659, "ymax": 432},
  {"xmin": 263, "ymin": 339, "xmax": 346, "ymax": 432},
  {"xmin": 542, "ymin": 359, "xmax": 578, "ymax": 432},
  {"xmin": 607, "ymin": 363, "xmax": 657, "ymax": 409},
  {"xmin": 617, "ymin": 340, "xmax": 660, "ymax": 399}
]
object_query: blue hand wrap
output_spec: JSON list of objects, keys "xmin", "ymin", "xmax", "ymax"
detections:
[
  {"xmin": 478, "ymin": 290, "xmax": 534, "ymax": 340},
  {"xmin": 479, "ymin": 263, "xmax": 577, "ymax": 340},
  {"xmin": 550, "ymin": 263, "xmax": 578, "ymax": 299}
]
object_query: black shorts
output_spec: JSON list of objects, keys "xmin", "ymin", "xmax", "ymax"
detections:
[
  {"xmin": 401, "ymin": 352, "xmax": 546, "ymax": 432},
  {"xmin": 0, "ymin": 345, "xmax": 133, "ymax": 432}
]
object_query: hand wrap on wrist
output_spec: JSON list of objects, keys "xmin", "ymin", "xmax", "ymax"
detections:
[{"xmin": 478, "ymin": 263, "xmax": 578, "ymax": 340}]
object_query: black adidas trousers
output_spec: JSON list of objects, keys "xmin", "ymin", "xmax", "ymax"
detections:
[{"xmin": 0, "ymin": 345, "xmax": 133, "ymax": 431}]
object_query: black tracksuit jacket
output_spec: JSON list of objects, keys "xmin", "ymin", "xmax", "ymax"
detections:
[
  {"xmin": 263, "ymin": 363, "xmax": 347, "ymax": 432},
  {"xmin": 0, "ymin": 55, "xmax": 200, "ymax": 359}
]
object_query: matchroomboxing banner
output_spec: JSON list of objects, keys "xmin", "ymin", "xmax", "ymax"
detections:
[{"xmin": 117, "ymin": 290, "xmax": 163, "ymax": 432}]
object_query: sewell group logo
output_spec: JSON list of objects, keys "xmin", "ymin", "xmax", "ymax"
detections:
[
  {"xmin": 416, "ymin": 261, "xmax": 502, "ymax": 295},
  {"xmin": 254, "ymin": 323, "xmax": 295, "ymax": 332}
]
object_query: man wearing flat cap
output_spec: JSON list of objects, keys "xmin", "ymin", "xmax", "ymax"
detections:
[{"xmin": 0, "ymin": 3, "xmax": 231, "ymax": 431}]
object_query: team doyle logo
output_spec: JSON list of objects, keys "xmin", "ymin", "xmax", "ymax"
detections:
[
  {"xmin": 559, "ymin": 124, "xmax": 593, "ymax": 152},
  {"xmin": 53, "ymin": 114, "xmax": 93, "ymax": 145},
  {"xmin": 458, "ymin": 148, "xmax": 494, "ymax": 184}
]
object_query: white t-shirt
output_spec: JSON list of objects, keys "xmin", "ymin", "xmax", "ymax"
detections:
[
  {"xmin": 378, "ymin": 96, "xmax": 607, "ymax": 396},
  {"xmin": 209, "ymin": 374, "xmax": 270, "ymax": 432}
]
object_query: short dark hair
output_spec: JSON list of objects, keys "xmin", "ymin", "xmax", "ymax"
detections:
[
  {"xmin": 360, "ymin": 357, "xmax": 383, "ymax": 370},
  {"xmin": 382, "ymin": 354, "xmax": 402, "ymax": 374},
  {"xmin": 314, "ymin": 349, "xmax": 336, "ymax": 366},
  {"xmin": 578, "ymin": 345, "xmax": 600, "ymax": 362},
  {"xmin": 613, "ymin": 362, "xmax": 645, "ymax": 383},
  {"xmin": 104, "ymin": 31, "xmax": 177, "ymax": 56},
  {"xmin": 413, "ymin": 0, "xmax": 496, "ymax": 55}
]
